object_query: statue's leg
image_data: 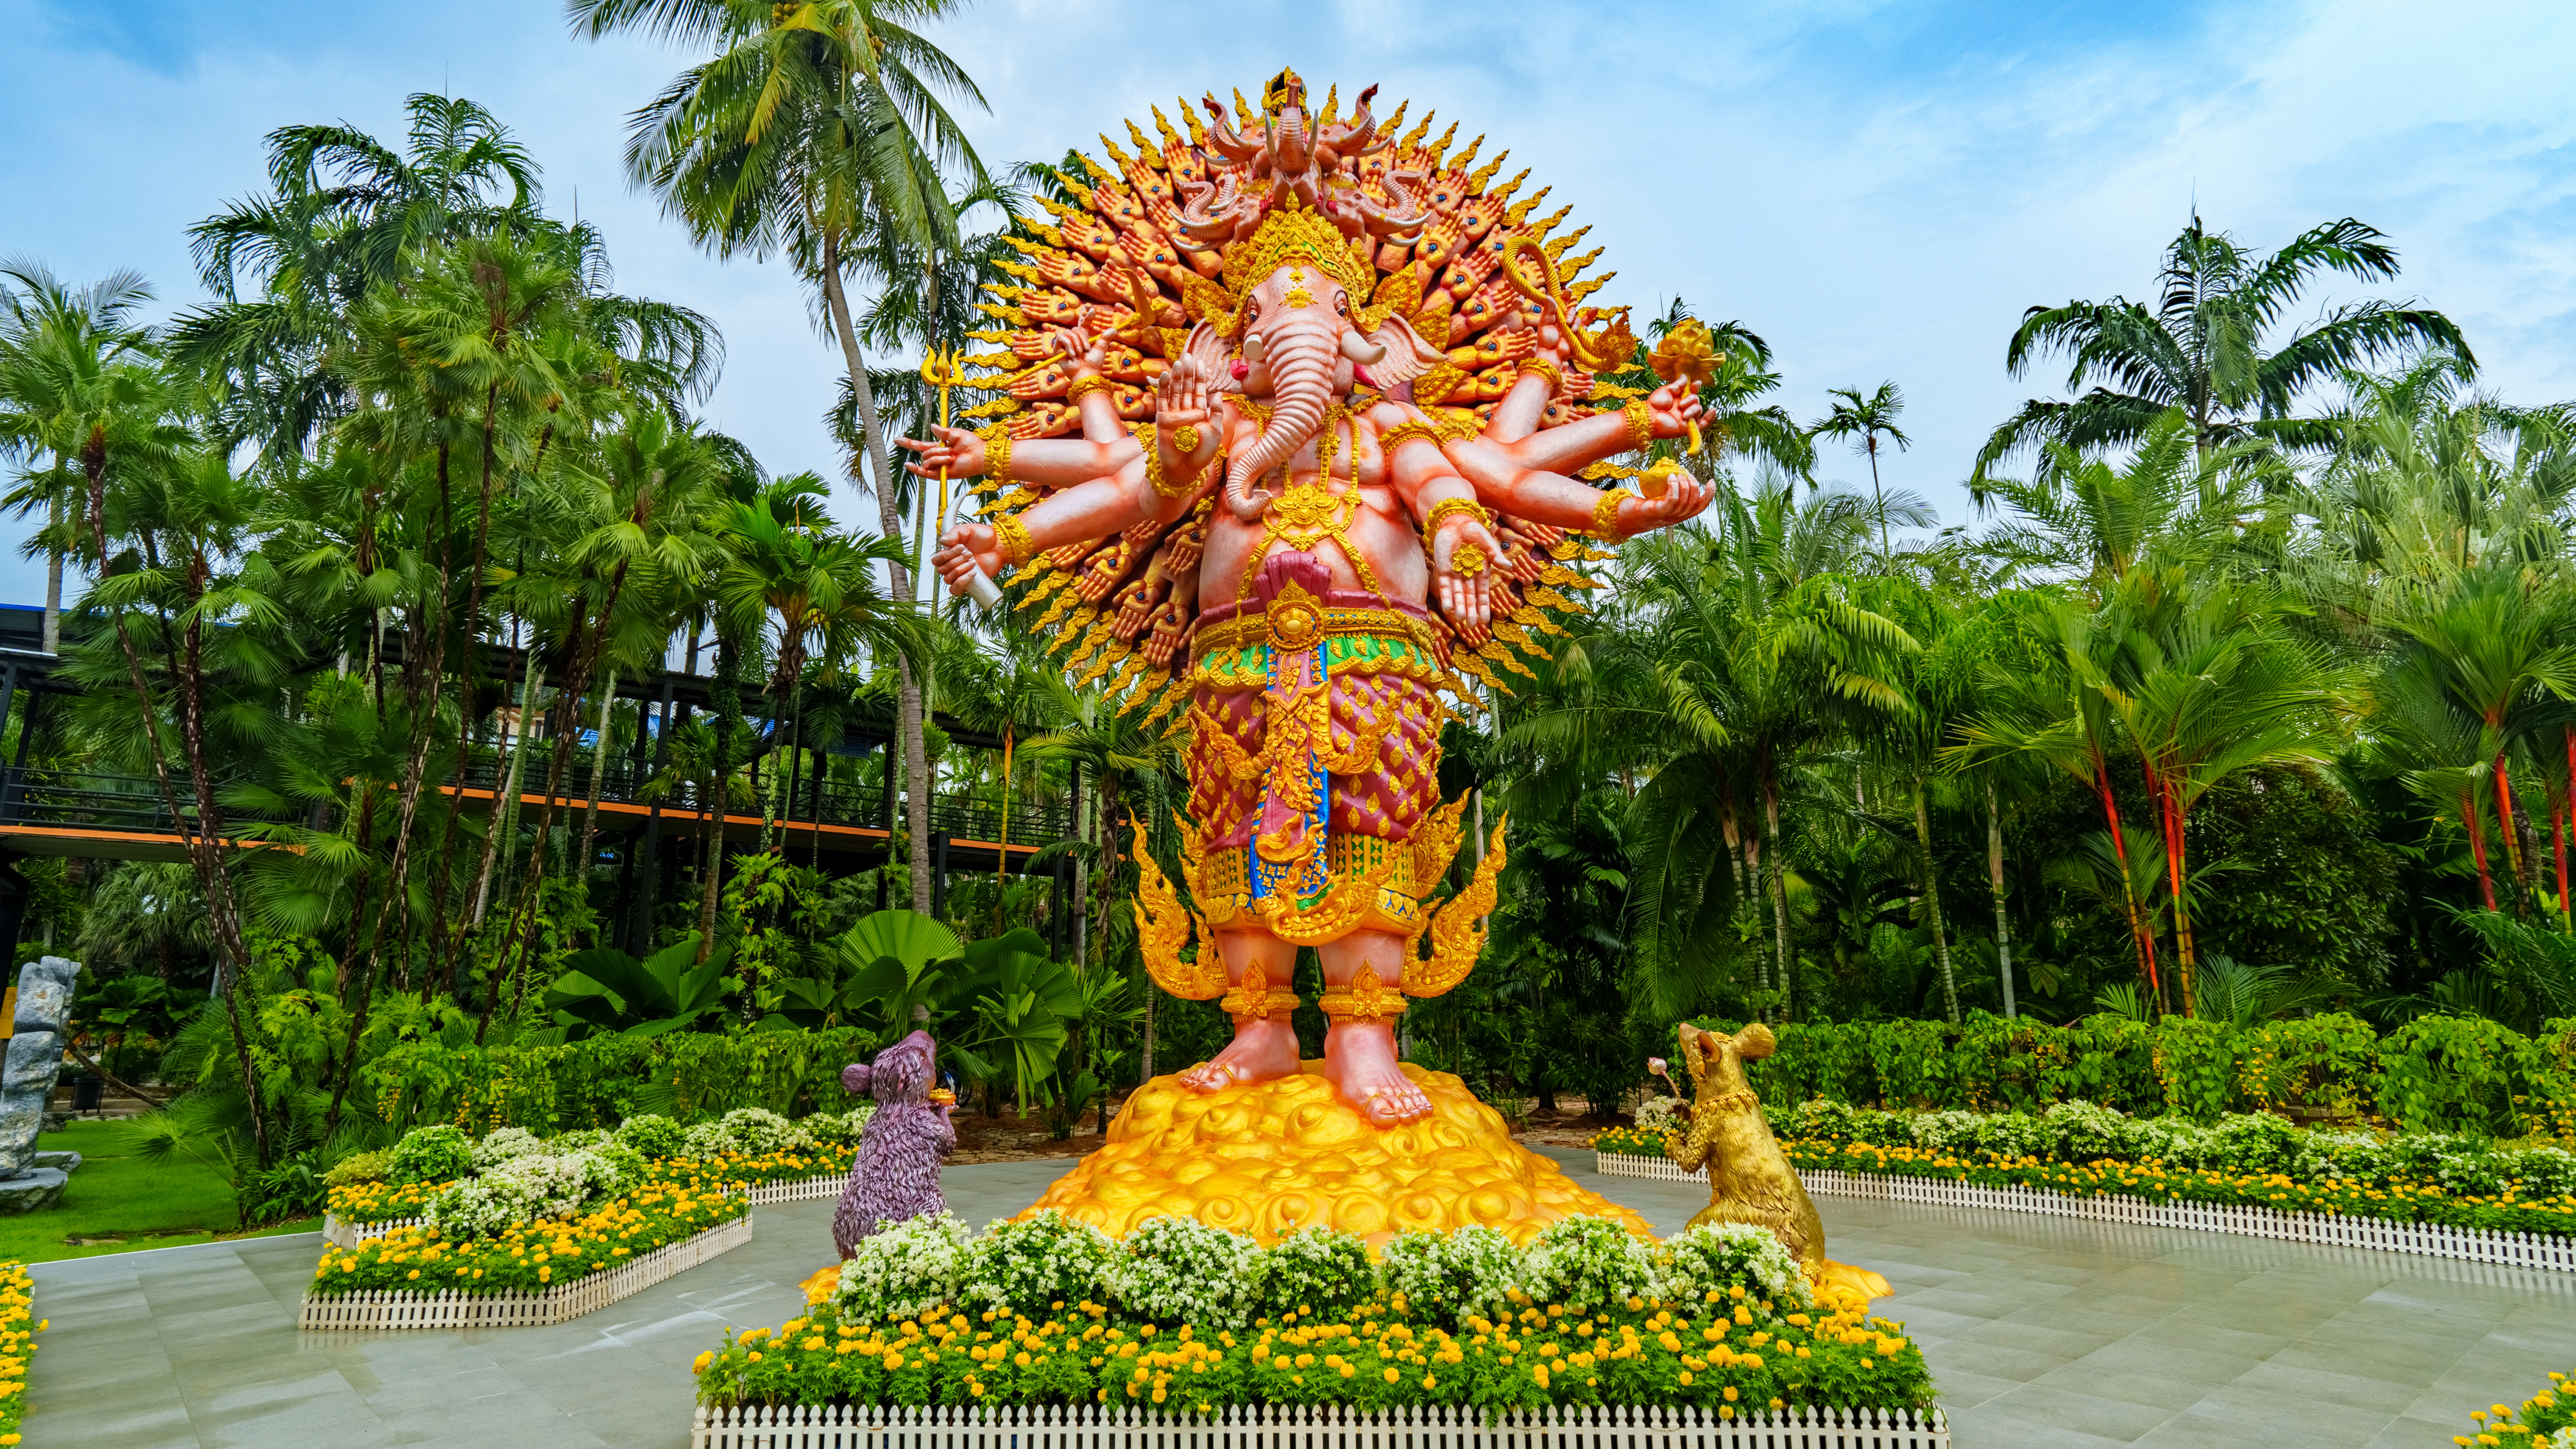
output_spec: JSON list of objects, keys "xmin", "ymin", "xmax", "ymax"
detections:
[
  {"xmin": 1317, "ymin": 928, "xmax": 1434, "ymax": 1125},
  {"xmin": 1177, "ymin": 927, "xmax": 1301, "ymax": 1092}
]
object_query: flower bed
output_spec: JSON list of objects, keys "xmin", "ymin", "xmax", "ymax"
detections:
[
  {"xmin": 1593, "ymin": 1099, "xmax": 2576, "ymax": 1244},
  {"xmin": 0, "ymin": 1262, "xmax": 40, "ymax": 1445},
  {"xmin": 2459, "ymin": 1367, "xmax": 2576, "ymax": 1445},
  {"xmin": 310, "ymin": 1175, "xmax": 749, "ymax": 1297},
  {"xmin": 691, "ymin": 1212, "xmax": 1935, "ymax": 1423},
  {"xmin": 325, "ymin": 1147, "xmax": 854, "ymax": 1230}
]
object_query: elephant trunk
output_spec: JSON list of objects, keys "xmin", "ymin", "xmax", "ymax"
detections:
[{"xmin": 1225, "ymin": 323, "xmax": 1339, "ymax": 521}]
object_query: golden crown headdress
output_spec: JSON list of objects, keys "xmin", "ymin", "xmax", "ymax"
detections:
[{"xmin": 1215, "ymin": 205, "xmax": 1376, "ymax": 314}]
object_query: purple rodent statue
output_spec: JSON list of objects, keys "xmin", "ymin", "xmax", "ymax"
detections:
[{"xmin": 832, "ymin": 1030, "xmax": 957, "ymax": 1258}]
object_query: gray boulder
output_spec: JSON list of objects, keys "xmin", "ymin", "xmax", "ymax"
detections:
[{"xmin": 0, "ymin": 957, "xmax": 78, "ymax": 1183}]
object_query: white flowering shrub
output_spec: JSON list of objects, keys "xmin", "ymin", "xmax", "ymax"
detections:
[
  {"xmin": 1105, "ymin": 1215, "xmax": 1258, "ymax": 1327},
  {"xmin": 588, "ymin": 1141, "xmax": 647, "ymax": 1194},
  {"xmin": 958, "ymin": 1211, "xmax": 1119, "ymax": 1316},
  {"xmin": 386, "ymin": 1124, "xmax": 473, "ymax": 1186},
  {"xmin": 425, "ymin": 1175, "xmax": 540, "ymax": 1239},
  {"xmin": 715, "ymin": 1108, "xmax": 799, "ymax": 1155},
  {"xmin": 470, "ymin": 1127, "xmax": 546, "ymax": 1171},
  {"xmin": 542, "ymin": 1128, "xmax": 611, "ymax": 1155},
  {"xmin": 835, "ymin": 1212, "xmax": 970, "ymax": 1320},
  {"xmin": 796, "ymin": 1108, "xmax": 866, "ymax": 1147},
  {"xmin": 680, "ymin": 1121, "xmax": 731, "ymax": 1160},
  {"xmin": 848, "ymin": 1101, "xmax": 877, "ymax": 1138},
  {"xmin": 613, "ymin": 1114, "xmax": 687, "ymax": 1160},
  {"xmin": 1518, "ymin": 1215, "xmax": 1655, "ymax": 1316},
  {"xmin": 1246, "ymin": 1226, "xmax": 1375, "ymax": 1320},
  {"xmin": 1909, "ymin": 1110, "xmax": 1984, "ymax": 1155},
  {"xmin": 2041, "ymin": 1100, "xmax": 2134, "ymax": 1161},
  {"xmin": 1652, "ymin": 1222, "xmax": 1808, "ymax": 1309},
  {"xmin": 1378, "ymin": 1225, "xmax": 1521, "ymax": 1325}
]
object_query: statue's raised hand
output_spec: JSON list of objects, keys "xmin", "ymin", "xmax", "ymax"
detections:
[
  {"xmin": 1050, "ymin": 327, "xmax": 1109, "ymax": 378},
  {"xmin": 1155, "ymin": 355, "xmax": 1219, "ymax": 464},
  {"xmin": 1646, "ymin": 377, "xmax": 1706, "ymax": 441},
  {"xmin": 896, "ymin": 425, "xmax": 985, "ymax": 480}
]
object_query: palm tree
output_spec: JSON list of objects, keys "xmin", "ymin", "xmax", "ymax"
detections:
[
  {"xmin": 1811, "ymin": 383, "xmax": 1911, "ymax": 564},
  {"xmin": 1976, "ymin": 215, "xmax": 2472, "ymax": 477},
  {"xmin": 171, "ymin": 93, "xmax": 545, "ymax": 454},
  {"xmin": 0, "ymin": 260, "xmax": 165, "ymax": 653},
  {"xmin": 577, "ymin": 0, "xmax": 990, "ymax": 915},
  {"xmin": 712, "ymin": 472, "xmax": 921, "ymax": 849}
]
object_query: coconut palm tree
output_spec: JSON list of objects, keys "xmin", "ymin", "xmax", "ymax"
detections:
[
  {"xmin": 1975, "ymin": 215, "xmax": 2472, "ymax": 477},
  {"xmin": 577, "ymin": 0, "xmax": 990, "ymax": 915}
]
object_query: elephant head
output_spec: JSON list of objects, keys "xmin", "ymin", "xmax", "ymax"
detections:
[{"xmin": 1220, "ymin": 262, "xmax": 1444, "ymax": 522}]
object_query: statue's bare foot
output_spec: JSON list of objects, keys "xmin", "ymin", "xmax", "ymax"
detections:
[
  {"xmin": 1178, "ymin": 1016, "xmax": 1300, "ymax": 1092},
  {"xmin": 1321, "ymin": 1023, "xmax": 1433, "ymax": 1125}
]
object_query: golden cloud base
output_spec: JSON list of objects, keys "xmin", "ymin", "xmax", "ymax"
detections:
[{"xmin": 1014, "ymin": 1063, "xmax": 1654, "ymax": 1245}]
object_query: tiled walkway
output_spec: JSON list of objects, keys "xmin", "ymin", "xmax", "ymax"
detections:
[{"xmin": 21, "ymin": 1149, "xmax": 2574, "ymax": 1447}]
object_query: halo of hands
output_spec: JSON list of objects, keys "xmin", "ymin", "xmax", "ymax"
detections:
[{"xmin": 896, "ymin": 313, "xmax": 1718, "ymax": 606}]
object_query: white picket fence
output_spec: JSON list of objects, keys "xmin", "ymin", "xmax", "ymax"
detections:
[
  {"xmin": 1593, "ymin": 1150, "xmax": 2576, "ymax": 1274},
  {"xmin": 321, "ymin": 1172, "xmax": 843, "ymax": 1250},
  {"xmin": 690, "ymin": 1401, "xmax": 1951, "ymax": 1449},
  {"xmin": 298, "ymin": 1212, "xmax": 754, "ymax": 1331}
]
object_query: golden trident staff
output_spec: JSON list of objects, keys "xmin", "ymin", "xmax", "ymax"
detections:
[{"xmin": 919, "ymin": 346, "xmax": 1002, "ymax": 608}]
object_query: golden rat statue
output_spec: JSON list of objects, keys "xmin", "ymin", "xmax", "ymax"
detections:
[{"xmin": 1671, "ymin": 1021, "xmax": 1890, "ymax": 1305}]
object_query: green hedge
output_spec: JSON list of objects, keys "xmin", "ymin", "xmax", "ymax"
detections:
[
  {"xmin": 1710, "ymin": 1013, "xmax": 2576, "ymax": 1136},
  {"xmin": 359, "ymin": 1028, "xmax": 880, "ymax": 1136}
]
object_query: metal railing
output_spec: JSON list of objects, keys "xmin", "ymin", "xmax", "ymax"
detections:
[{"xmin": 0, "ymin": 763, "xmax": 1074, "ymax": 850}]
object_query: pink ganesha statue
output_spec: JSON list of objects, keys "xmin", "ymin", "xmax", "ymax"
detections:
[{"xmin": 900, "ymin": 68, "xmax": 1710, "ymax": 1128}]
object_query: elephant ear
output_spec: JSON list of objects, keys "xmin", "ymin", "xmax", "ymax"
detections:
[
  {"xmin": 1361, "ymin": 312, "xmax": 1446, "ymax": 389},
  {"xmin": 1181, "ymin": 321, "xmax": 1240, "ymax": 394}
]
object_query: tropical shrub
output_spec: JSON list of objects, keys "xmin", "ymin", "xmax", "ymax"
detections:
[
  {"xmin": 386, "ymin": 1125, "xmax": 474, "ymax": 1186},
  {"xmin": 1246, "ymin": 1227, "xmax": 1376, "ymax": 1321},
  {"xmin": 1518, "ymin": 1216, "xmax": 1657, "ymax": 1316},
  {"xmin": 361, "ymin": 1026, "xmax": 880, "ymax": 1136},
  {"xmin": 1105, "ymin": 1215, "xmax": 1259, "ymax": 1328},
  {"xmin": 835, "ymin": 1213, "xmax": 972, "ymax": 1320},
  {"xmin": 957, "ymin": 1211, "xmax": 1118, "ymax": 1317},
  {"xmin": 1705, "ymin": 1012, "xmax": 2576, "ymax": 1134},
  {"xmin": 1376, "ymin": 1225, "xmax": 1521, "ymax": 1324},
  {"xmin": 1652, "ymin": 1222, "xmax": 1809, "ymax": 1309},
  {"xmin": 613, "ymin": 1114, "xmax": 687, "ymax": 1159}
]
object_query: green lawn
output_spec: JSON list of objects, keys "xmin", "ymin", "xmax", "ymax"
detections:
[{"xmin": 0, "ymin": 1119, "xmax": 318, "ymax": 1264}]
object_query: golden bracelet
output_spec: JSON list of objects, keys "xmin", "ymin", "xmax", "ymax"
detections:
[
  {"xmin": 1144, "ymin": 444, "xmax": 1194, "ymax": 499},
  {"xmin": 1420, "ymin": 495, "xmax": 1491, "ymax": 542},
  {"xmin": 1066, "ymin": 375, "xmax": 1114, "ymax": 403},
  {"xmin": 1590, "ymin": 488, "xmax": 1634, "ymax": 540},
  {"xmin": 1622, "ymin": 399, "xmax": 1655, "ymax": 451},
  {"xmin": 984, "ymin": 431, "xmax": 1013, "ymax": 482},
  {"xmin": 1521, "ymin": 358, "xmax": 1565, "ymax": 394},
  {"xmin": 992, "ymin": 514, "xmax": 1034, "ymax": 566}
]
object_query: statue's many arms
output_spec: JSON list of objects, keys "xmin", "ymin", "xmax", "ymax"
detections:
[{"xmin": 902, "ymin": 70, "xmax": 1711, "ymax": 1129}]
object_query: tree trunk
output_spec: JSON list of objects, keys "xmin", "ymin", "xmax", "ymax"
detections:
[
  {"xmin": 1912, "ymin": 775, "xmax": 1959, "ymax": 1022},
  {"xmin": 2094, "ymin": 765, "xmax": 2159, "ymax": 997},
  {"xmin": 1987, "ymin": 777, "xmax": 2015, "ymax": 1018},
  {"xmin": 472, "ymin": 660, "xmax": 542, "ymax": 930},
  {"xmin": 818, "ymin": 231, "xmax": 932, "ymax": 915},
  {"xmin": 1763, "ymin": 786, "xmax": 1791, "ymax": 1020},
  {"xmin": 2465, "ymin": 788, "xmax": 2499, "ymax": 912},
  {"xmin": 576, "ymin": 672, "xmax": 618, "ymax": 916},
  {"xmin": 2496, "ymin": 754, "xmax": 2532, "ymax": 916}
]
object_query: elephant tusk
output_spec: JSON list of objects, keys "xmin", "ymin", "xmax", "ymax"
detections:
[{"xmin": 1340, "ymin": 331, "xmax": 1387, "ymax": 365}]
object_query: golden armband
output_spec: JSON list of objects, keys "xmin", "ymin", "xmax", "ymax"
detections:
[
  {"xmin": 993, "ymin": 514, "xmax": 1035, "ymax": 566},
  {"xmin": 1622, "ymin": 398, "xmax": 1655, "ymax": 451},
  {"xmin": 984, "ymin": 431, "xmax": 1013, "ymax": 482},
  {"xmin": 1589, "ymin": 487, "xmax": 1635, "ymax": 540},
  {"xmin": 1066, "ymin": 375, "xmax": 1114, "ymax": 403}
]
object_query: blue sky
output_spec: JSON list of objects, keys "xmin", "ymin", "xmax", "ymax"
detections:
[{"xmin": 4, "ymin": 0, "xmax": 2575, "ymax": 606}]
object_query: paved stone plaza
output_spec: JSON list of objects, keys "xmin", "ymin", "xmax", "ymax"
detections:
[{"xmin": 19, "ymin": 1149, "xmax": 2574, "ymax": 1447}]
